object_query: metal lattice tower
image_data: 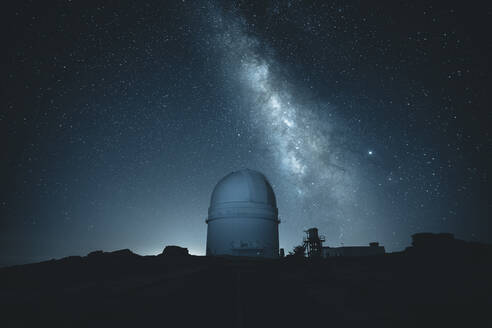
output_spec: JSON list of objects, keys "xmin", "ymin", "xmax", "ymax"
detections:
[{"xmin": 303, "ymin": 228, "xmax": 325, "ymax": 258}]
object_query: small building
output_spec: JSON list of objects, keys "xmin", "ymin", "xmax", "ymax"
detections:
[
  {"xmin": 322, "ymin": 242, "xmax": 385, "ymax": 257},
  {"xmin": 411, "ymin": 232, "xmax": 455, "ymax": 249}
]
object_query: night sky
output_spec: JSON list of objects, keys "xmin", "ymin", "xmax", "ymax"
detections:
[{"xmin": 1, "ymin": 1, "xmax": 491, "ymax": 266}]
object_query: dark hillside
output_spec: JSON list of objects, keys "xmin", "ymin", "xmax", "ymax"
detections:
[{"xmin": 1, "ymin": 240, "xmax": 491, "ymax": 327}]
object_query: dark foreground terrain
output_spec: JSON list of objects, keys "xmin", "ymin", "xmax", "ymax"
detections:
[{"xmin": 1, "ymin": 236, "xmax": 491, "ymax": 328}]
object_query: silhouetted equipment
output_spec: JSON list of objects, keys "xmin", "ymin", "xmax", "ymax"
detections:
[
  {"xmin": 303, "ymin": 228, "xmax": 325, "ymax": 258},
  {"xmin": 161, "ymin": 246, "xmax": 189, "ymax": 256},
  {"xmin": 206, "ymin": 169, "xmax": 280, "ymax": 258},
  {"xmin": 299, "ymin": 227, "xmax": 386, "ymax": 257}
]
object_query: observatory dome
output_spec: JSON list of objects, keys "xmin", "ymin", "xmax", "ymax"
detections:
[
  {"xmin": 211, "ymin": 169, "xmax": 277, "ymax": 208},
  {"xmin": 206, "ymin": 169, "xmax": 280, "ymax": 258}
]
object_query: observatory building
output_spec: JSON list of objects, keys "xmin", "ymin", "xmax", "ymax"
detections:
[{"xmin": 206, "ymin": 169, "xmax": 280, "ymax": 258}]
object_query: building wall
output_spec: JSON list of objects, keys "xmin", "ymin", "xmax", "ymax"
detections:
[{"xmin": 206, "ymin": 217, "xmax": 279, "ymax": 258}]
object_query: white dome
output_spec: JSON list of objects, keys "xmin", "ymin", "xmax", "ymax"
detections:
[
  {"xmin": 206, "ymin": 169, "xmax": 280, "ymax": 258},
  {"xmin": 210, "ymin": 169, "xmax": 277, "ymax": 207}
]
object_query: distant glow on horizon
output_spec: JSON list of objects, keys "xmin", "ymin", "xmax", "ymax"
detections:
[
  {"xmin": 187, "ymin": 247, "xmax": 205, "ymax": 256},
  {"xmin": 134, "ymin": 247, "xmax": 162, "ymax": 256}
]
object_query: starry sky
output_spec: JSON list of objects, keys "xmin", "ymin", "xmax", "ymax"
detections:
[{"xmin": 1, "ymin": 1, "xmax": 491, "ymax": 266}]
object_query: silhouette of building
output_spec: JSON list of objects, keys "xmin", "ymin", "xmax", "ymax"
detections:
[
  {"xmin": 322, "ymin": 242, "xmax": 385, "ymax": 257},
  {"xmin": 205, "ymin": 169, "xmax": 280, "ymax": 258},
  {"xmin": 411, "ymin": 232, "xmax": 456, "ymax": 249}
]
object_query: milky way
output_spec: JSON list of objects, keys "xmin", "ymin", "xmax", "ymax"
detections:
[{"xmin": 209, "ymin": 7, "xmax": 360, "ymax": 240}]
